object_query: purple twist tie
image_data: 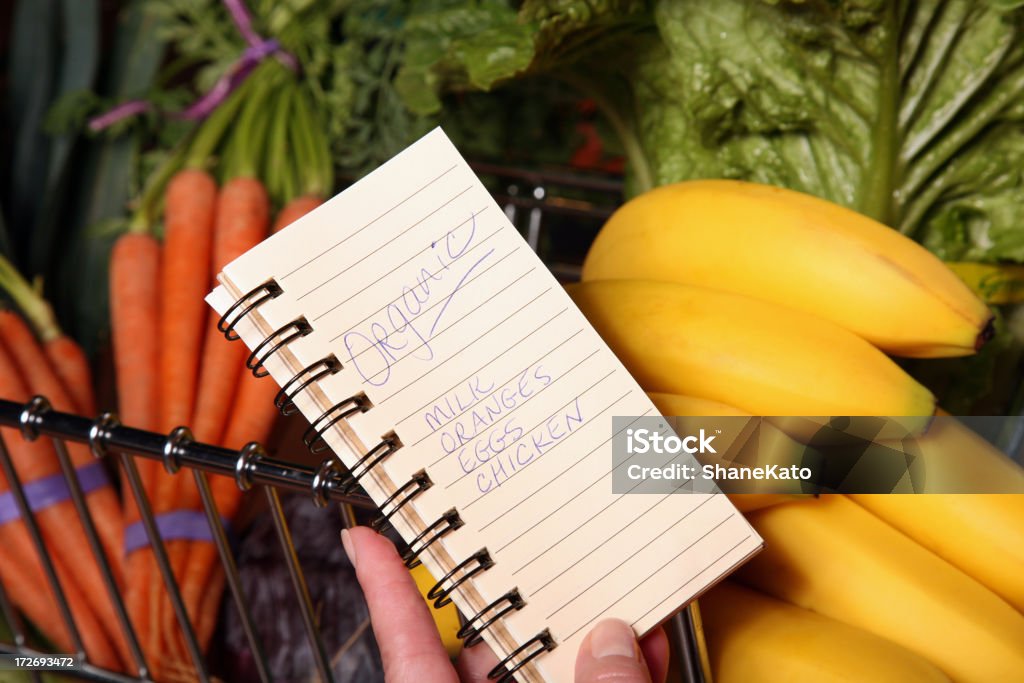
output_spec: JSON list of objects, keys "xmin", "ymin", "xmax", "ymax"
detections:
[
  {"xmin": 89, "ymin": 0, "xmax": 297, "ymax": 129},
  {"xmin": 88, "ymin": 100, "xmax": 153, "ymax": 132},
  {"xmin": 124, "ymin": 509, "xmax": 231, "ymax": 554},
  {"xmin": 0, "ymin": 461, "xmax": 111, "ymax": 526}
]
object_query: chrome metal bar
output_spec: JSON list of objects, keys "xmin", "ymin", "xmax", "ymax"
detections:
[
  {"xmin": 0, "ymin": 432, "xmax": 86, "ymax": 659},
  {"xmin": 0, "ymin": 577, "xmax": 43, "ymax": 683},
  {"xmin": 0, "ymin": 400, "xmax": 374, "ymax": 509},
  {"xmin": 193, "ymin": 469, "xmax": 272, "ymax": 683},
  {"xmin": 264, "ymin": 486, "xmax": 333, "ymax": 683},
  {"xmin": 0, "ymin": 644, "xmax": 140, "ymax": 683},
  {"xmin": 117, "ymin": 452, "xmax": 209, "ymax": 682},
  {"xmin": 50, "ymin": 435, "xmax": 150, "ymax": 678}
]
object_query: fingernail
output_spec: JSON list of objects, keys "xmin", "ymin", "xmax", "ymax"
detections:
[
  {"xmin": 589, "ymin": 619, "xmax": 638, "ymax": 660},
  {"xmin": 341, "ymin": 528, "xmax": 357, "ymax": 569}
]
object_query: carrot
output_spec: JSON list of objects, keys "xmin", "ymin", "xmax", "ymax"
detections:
[
  {"xmin": 0, "ymin": 507, "xmax": 122, "ymax": 671},
  {"xmin": 0, "ymin": 311, "xmax": 123, "ymax": 570},
  {"xmin": 109, "ymin": 233, "xmax": 163, "ymax": 432},
  {"xmin": 151, "ymin": 169, "xmax": 218, "ymax": 671},
  {"xmin": 45, "ymin": 336, "xmax": 96, "ymax": 416},
  {"xmin": 165, "ymin": 177, "xmax": 270, "ymax": 662},
  {"xmin": 109, "ymin": 232, "xmax": 164, "ymax": 673},
  {"xmin": 185, "ymin": 193, "xmax": 318, "ymax": 650},
  {"xmin": 158, "ymin": 168, "xmax": 218, "ymax": 433},
  {"xmin": 0, "ymin": 336, "xmax": 128, "ymax": 671},
  {"xmin": 272, "ymin": 194, "xmax": 323, "ymax": 232},
  {"xmin": 0, "ymin": 255, "xmax": 97, "ymax": 416},
  {"xmin": 190, "ymin": 177, "xmax": 271, "ymax": 446}
]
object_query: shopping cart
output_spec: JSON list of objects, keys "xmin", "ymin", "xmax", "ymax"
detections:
[{"xmin": 0, "ymin": 165, "xmax": 710, "ymax": 683}]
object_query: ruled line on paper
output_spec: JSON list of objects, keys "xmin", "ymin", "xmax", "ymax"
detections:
[
  {"xmin": 370, "ymin": 289, "xmax": 557, "ymax": 402},
  {"xmin": 298, "ymin": 198, "xmax": 484, "ymax": 302},
  {"xmin": 501, "ymin": 423, "xmax": 681, "ymax": 566},
  {"xmin": 281, "ymin": 165, "xmax": 458, "ymax": 280},
  {"xmin": 482, "ymin": 411, "xmax": 653, "ymax": 536},
  {"xmin": 424, "ymin": 347, "xmax": 600, "ymax": 467},
  {"xmin": 496, "ymin": 420, "xmax": 674, "ymax": 553},
  {"xmin": 457, "ymin": 387, "xmax": 634, "ymax": 504},
  {"xmin": 549, "ymin": 514, "xmax": 734, "ymax": 622},
  {"xmin": 630, "ymin": 535, "xmax": 751, "ymax": 628},
  {"xmin": 444, "ymin": 375, "xmax": 618, "ymax": 491},
  {"xmin": 398, "ymin": 328, "xmax": 585, "ymax": 428},
  {"xmin": 314, "ymin": 212, "xmax": 500, "ymax": 323},
  {"xmin": 527, "ymin": 490, "xmax": 709, "ymax": 597},
  {"xmin": 330, "ymin": 247, "xmax": 525, "ymax": 354}
]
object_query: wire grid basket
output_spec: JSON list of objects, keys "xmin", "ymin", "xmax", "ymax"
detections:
[{"xmin": 0, "ymin": 165, "xmax": 705, "ymax": 683}]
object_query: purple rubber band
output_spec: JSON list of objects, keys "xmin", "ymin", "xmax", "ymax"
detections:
[
  {"xmin": 89, "ymin": 0, "xmax": 297, "ymax": 130},
  {"xmin": 224, "ymin": 0, "xmax": 261, "ymax": 47},
  {"xmin": 87, "ymin": 100, "xmax": 153, "ymax": 131},
  {"xmin": 0, "ymin": 461, "xmax": 111, "ymax": 526},
  {"xmin": 173, "ymin": 38, "xmax": 282, "ymax": 121},
  {"xmin": 124, "ymin": 510, "xmax": 230, "ymax": 554}
]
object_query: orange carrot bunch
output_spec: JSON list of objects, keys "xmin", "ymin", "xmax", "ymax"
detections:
[{"xmin": 0, "ymin": 261, "xmax": 131, "ymax": 671}]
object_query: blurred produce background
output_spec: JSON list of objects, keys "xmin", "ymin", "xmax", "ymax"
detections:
[
  {"xmin": 4, "ymin": 0, "xmax": 1024, "ymax": 415},
  {"xmin": 2, "ymin": 1, "xmax": 1024, "ymax": 681}
]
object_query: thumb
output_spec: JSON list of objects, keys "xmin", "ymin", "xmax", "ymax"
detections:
[{"xmin": 575, "ymin": 619, "xmax": 652, "ymax": 683}]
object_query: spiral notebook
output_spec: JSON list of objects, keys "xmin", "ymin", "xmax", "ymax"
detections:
[{"xmin": 206, "ymin": 129, "xmax": 762, "ymax": 682}]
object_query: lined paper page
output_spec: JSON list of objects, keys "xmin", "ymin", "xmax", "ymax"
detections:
[{"xmin": 208, "ymin": 129, "xmax": 761, "ymax": 682}]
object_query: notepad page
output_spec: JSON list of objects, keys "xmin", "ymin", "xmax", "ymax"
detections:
[{"xmin": 208, "ymin": 128, "xmax": 761, "ymax": 683}]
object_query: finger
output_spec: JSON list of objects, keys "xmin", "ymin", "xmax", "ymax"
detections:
[
  {"xmin": 342, "ymin": 527, "xmax": 457, "ymax": 683},
  {"xmin": 639, "ymin": 627, "xmax": 670, "ymax": 683},
  {"xmin": 575, "ymin": 619, "xmax": 652, "ymax": 683},
  {"xmin": 455, "ymin": 642, "xmax": 500, "ymax": 683}
]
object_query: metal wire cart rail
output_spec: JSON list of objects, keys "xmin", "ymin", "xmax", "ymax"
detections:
[{"xmin": 0, "ymin": 168, "xmax": 708, "ymax": 682}]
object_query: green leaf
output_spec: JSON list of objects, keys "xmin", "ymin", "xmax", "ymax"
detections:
[
  {"xmin": 395, "ymin": 2, "xmax": 535, "ymax": 115},
  {"xmin": 626, "ymin": 0, "xmax": 1024, "ymax": 256}
]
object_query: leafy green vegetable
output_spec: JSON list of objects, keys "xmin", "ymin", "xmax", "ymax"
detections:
[
  {"xmin": 627, "ymin": 0, "xmax": 1024, "ymax": 257},
  {"xmin": 394, "ymin": 1, "xmax": 534, "ymax": 115}
]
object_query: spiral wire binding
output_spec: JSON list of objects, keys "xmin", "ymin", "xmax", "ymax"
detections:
[
  {"xmin": 488, "ymin": 630, "xmax": 557, "ymax": 683},
  {"xmin": 217, "ymin": 279, "xmax": 282, "ymax": 340},
  {"xmin": 426, "ymin": 549, "xmax": 494, "ymax": 608},
  {"xmin": 301, "ymin": 395, "xmax": 371, "ymax": 454},
  {"xmin": 401, "ymin": 509, "xmax": 464, "ymax": 569},
  {"xmin": 220, "ymin": 278, "xmax": 555, "ymax": 681},
  {"xmin": 457, "ymin": 589, "xmax": 526, "ymax": 647},
  {"xmin": 371, "ymin": 470, "xmax": 432, "ymax": 532},
  {"xmin": 341, "ymin": 433, "xmax": 402, "ymax": 493},
  {"xmin": 275, "ymin": 355, "xmax": 343, "ymax": 415},
  {"xmin": 246, "ymin": 317, "xmax": 313, "ymax": 377}
]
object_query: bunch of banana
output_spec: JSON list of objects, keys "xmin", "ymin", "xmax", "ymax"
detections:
[
  {"xmin": 582, "ymin": 180, "xmax": 993, "ymax": 357},
  {"xmin": 737, "ymin": 496, "xmax": 1024, "ymax": 683},
  {"xmin": 701, "ymin": 582, "xmax": 951, "ymax": 683},
  {"xmin": 573, "ymin": 179, "xmax": 1024, "ymax": 680}
]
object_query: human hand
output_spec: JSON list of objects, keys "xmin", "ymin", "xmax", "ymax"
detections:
[{"xmin": 342, "ymin": 526, "xmax": 669, "ymax": 683}]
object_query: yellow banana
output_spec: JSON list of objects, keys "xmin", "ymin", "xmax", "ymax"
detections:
[
  {"xmin": 701, "ymin": 582, "xmax": 951, "ymax": 683},
  {"xmin": 568, "ymin": 280, "xmax": 936, "ymax": 416},
  {"xmin": 645, "ymin": 392, "xmax": 748, "ymax": 417},
  {"xmin": 582, "ymin": 180, "xmax": 992, "ymax": 358},
  {"xmin": 646, "ymin": 391, "xmax": 805, "ymax": 512},
  {"xmin": 738, "ymin": 495, "xmax": 1024, "ymax": 682},
  {"xmin": 853, "ymin": 493, "xmax": 1024, "ymax": 614},
  {"xmin": 851, "ymin": 411, "xmax": 1024, "ymax": 610},
  {"xmin": 409, "ymin": 564, "xmax": 462, "ymax": 658}
]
